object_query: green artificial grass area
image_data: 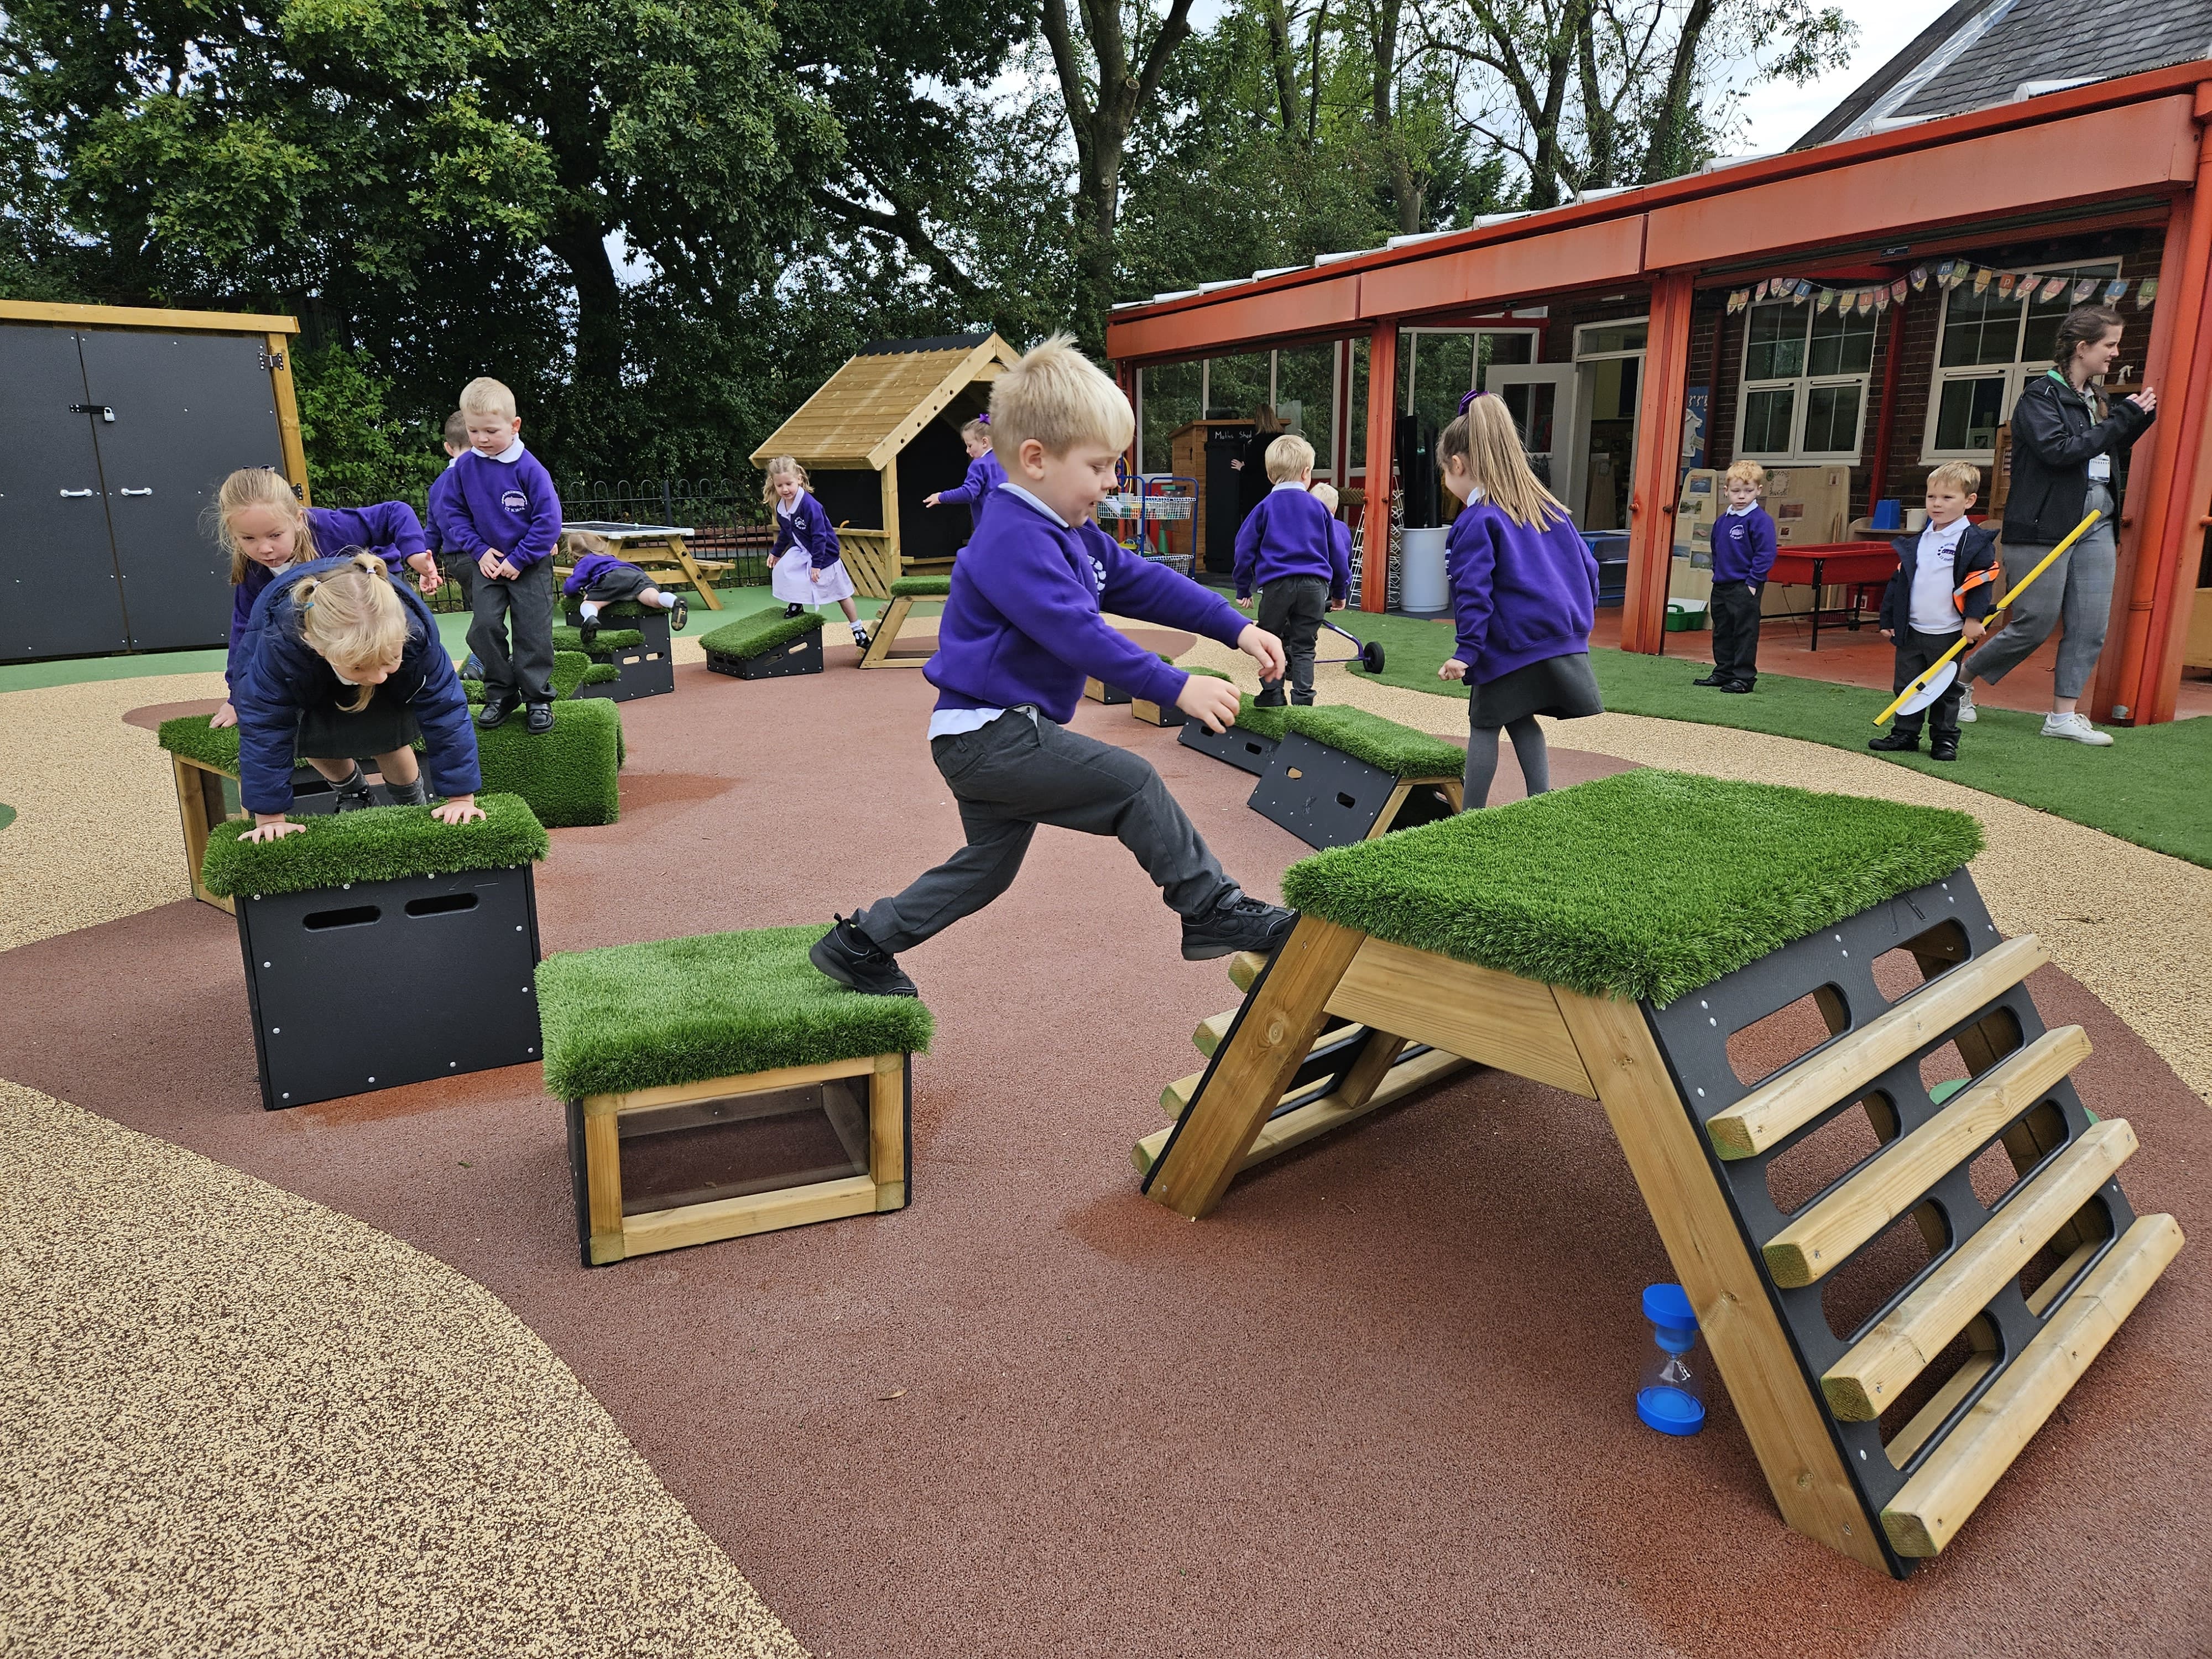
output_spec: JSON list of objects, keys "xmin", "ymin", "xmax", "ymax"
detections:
[
  {"xmin": 1234, "ymin": 696, "xmax": 1289, "ymax": 740},
  {"xmin": 700, "ymin": 608, "xmax": 825, "ymax": 661},
  {"xmin": 889, "ymin": 575, "xmax": 952, "ymax": 598},
  {"xmin": 476, "ymin": 698, "xmax": 623, "ymax": 826},
  {"xmin": 551, "ymin": 625, "xmax": 644, "ymax": 657},
  {"xmin": 1326, "ymin": 610, "xmax": 2212, "ymax": 870},
  {"xmin": 569, "ymin": 599, "xmax": 648, "ymax": 620},
  {"xmin": 463, "ymin": 652, "xmax": 616, "ymax": 705},
  {"xmin": 200, "ymin": 792, "xmax": 547, "ymax": 898},
  {"xmin": 158, "ymin": 713, "xmax": 244, "ymax": 771},
  {"xmin": 1285, "ymin": 703, "xmax": 1464, "ymax": 778},
  {"xmin": 1280, "ymin": 769, "xmax": 1985, "ymax": 1006},
  {"xmin": 536, "ymin": 922, "xmax": 935, "ymax": 1099}
]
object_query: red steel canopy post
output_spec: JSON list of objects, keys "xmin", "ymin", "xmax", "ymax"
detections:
[{"xmin": 1360, "ymin": 319, "xmax": 1400, "ymax": 612}]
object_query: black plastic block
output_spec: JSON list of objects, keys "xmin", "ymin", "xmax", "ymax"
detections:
[
  {"xmin": 569, "ymin": 607, "xmax": 674, "ymax": 702},
  {"xmin": 708, "ymin": 630, "xmax": 824, "ymax": 680},
  {"xmin": 1177, "ymin": 720, "xmax": 1279, "ymax": 776},
  {"xmin": 1246, "ymin": 731, "xmax": 1455, "ymax": 849}
]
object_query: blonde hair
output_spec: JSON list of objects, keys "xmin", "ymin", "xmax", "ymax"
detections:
[
  {"xmin": 1724, "ymin": 459, "xmax": 1767, "ymax": 489},
  {"xmin": 761, "ymin": 456, "xmax": 810, "ymax": 506},
  {"xmin": 988, "ymin": 334, "xmax": 1133, "ymax": 461},
  {"xmin": 960, "ymin": 416, "xmax": 990, "ymax": 444},
  {"xmin": 1265, "ymin": 433, "xmax": 1316, "ymax": 482},
  {"xmin": 459, "ymin": 377, "xmax": 517, "ymax": 420},
  {"xmin": 1927, "ymin": 461, "xmax": 1981, "ymax": 497},
  {"xmin": 209, "ymin": 467, "xmax": 319, "ymax": 585},
  {"xmin": 1309, "ymin": 482, "xmax": 1340, "ymax": 512},
  {"xmin": 293, "ymin": 555, "xmax": 410, "ymax": 712},
  {"xmin": 1437, "ymin": 396, "xmax": 1567, "ymax": 530},
  {"xmin": 561, "ymin": 529, "xmax": 612, "ymax": 560}
]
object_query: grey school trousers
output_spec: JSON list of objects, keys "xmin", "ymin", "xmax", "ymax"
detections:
[
  {"xmin": 1256, "ymin": 576, "xmax": 1329, "ymax": 704},
  {"xmin": 1963, "ymin": 483, "xmax": 2115, "ymax": 701},
  {"xmin": 853, "ymin": 709, "xmax": 1238, "ymax": 954},
  {"xmin": 468, "ymin": 556, "xmax": 556, "ymax": 706}
]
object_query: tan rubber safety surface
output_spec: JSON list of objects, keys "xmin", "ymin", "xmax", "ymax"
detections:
[{"xmin": 2, "ymin": 642, "xmax": 2207, "ymax": 1656}]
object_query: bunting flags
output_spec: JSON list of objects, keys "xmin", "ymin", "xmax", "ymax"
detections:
[
  {"xmin": 2138, "ymin": 277, "xmax": 2158, "ymax": 309},
  {"xmin": 1720, "ymin": 264, "xmax": 2147, "ymax": 320}
]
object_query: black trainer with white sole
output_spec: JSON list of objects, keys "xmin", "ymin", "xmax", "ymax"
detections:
[{"xmin": 808, "ymin": 915, "xmax": 919, "ymax": 997}]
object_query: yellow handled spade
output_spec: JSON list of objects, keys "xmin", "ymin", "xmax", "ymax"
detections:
[{"xmin": 1873, "ymin": 509, "xmax": 2103, "ymax": 726}]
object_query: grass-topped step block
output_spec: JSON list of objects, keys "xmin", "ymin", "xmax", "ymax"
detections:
[
  {"xmin": 537, "ymin": 924, "xmax": 935, "ymax": 1266},
  {"xmin": 1178, "ymin": 691, "xmax": 1284, "ymax": 775},
  {"xmin": 860, "ymin": 575, "xmax": 951, "ymax": 669},
  {"xmin": 1248, "ymin": 703, "xmax": 1467, "ymax": 849},
  {"xmin": 203, "ymin": 794, "xmax": 549, "ymax": 1112},
  {"xmin": 702, "ymin": 609, "xmax": 824, "ymax": 680},
  {"xmin": 559, "ymin": 607, "xmax": 674, "ymax": 702},
  {"xmin": 465, "ymin": 651, "xmax": 620, "ymax": 706},
  {"xmin": 1145, "ymin": 770, "xmax": 2176, "ymax": 1574}
]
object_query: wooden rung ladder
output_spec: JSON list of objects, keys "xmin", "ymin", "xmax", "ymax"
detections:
[{"xmin": 1138, "ymin": 869, "xmax": 2182, "ymax": 1575}]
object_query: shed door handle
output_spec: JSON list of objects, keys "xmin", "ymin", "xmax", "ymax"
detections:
[
  {"xmin": 118, "ymin": 487, "xmax": 153, "ymax": 497},
  {"xmin": 59, "ymin": 488, "xmax": 96, "ymax": 498}
]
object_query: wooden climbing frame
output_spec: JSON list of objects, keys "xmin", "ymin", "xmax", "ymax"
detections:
[
  {"xmin": 1140, "ymin": 872, "xmax": 2181, "ymax": 1574},
  {"xmin": 858, "ymin": 593, "xmax": 931, "ymax": 669}
]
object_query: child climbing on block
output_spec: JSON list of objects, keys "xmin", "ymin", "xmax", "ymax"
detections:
[
  {"xmin": 1694, "ymin": 459, "xmax": 1777, "ymax": 693},
  {"xmin": 1869, "ymin": 462, "xmax": 1999, "ymax": 763},
  {"xmin": 924, "ymin": 415, "xmax": 1008, "ymax": 540},
  {"xmin": 810, "ymin": 335, "xmax": 1297, "ymax": 999},
  {"xmin": 1436, "ymin": 391, "xmax": 1603, "ymax": 808},
  {"xmin": 231, "ymin": 553, "xmax": 484, "ymax": 833},
  {"xmin": 206, "ymin": 466, "xmax": 438, "ymax": 730},
  {"xmin": 560, "ymin": 529, "xmax": 689, "ymax": 645},
  {"xmin": 1231, "ymin": 433, "xmax": 1349, "ymax": 707},
  {"xmin": 434, "ymin": 375, "xmax": 562, "ymax": 735},
  {"xmin": 765, "ymin": 456, "xmax": 870, "ymax": 650}
]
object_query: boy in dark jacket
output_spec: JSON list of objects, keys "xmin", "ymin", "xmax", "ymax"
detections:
[
  {"xmin": 1869, "ymin": 462, "xmax": 1999, "ymax": 761},
  {"xmin": 810, "ymin": 336, "xmax": 1296, "ymax": 999},
  {"xmin": 1693, "ymin": 460, "xmax": 1777, "ymax": 692}
]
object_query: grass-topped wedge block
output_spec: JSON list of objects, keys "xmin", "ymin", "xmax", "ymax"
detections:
[
  {"xmin": 860, "ymin": 575, "xmax": 951, "ymax": 669},
  {"xmin": 1248, "ymin": 703, "xmax": 1466, "ymax": 850},
  {"xmin": 1177, "ymin": 690, "xmax": 1284, "ymax": 775},
  {"xmin": 1144, "ymin": 766, "xmax": 2180, "ymax": 1577},
  {"xmin": 205, "ymin": 794, "xmax": 549, "ymax": 1112},
  {"xmin": 702, "ymin": 609, "xmax": 824, "ymax": 680},
  {"xmin": 475, "ymin": 697, "xmax": 623, "ymax": 827},
  {"xmin": 559, "ymin": 605, "xmax": 674, "ymax": 702},
  {"xmin": 537, "ymin": 924, "xmax": 935, "ymax": 1266}
]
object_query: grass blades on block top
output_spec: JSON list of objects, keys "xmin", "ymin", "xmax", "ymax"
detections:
[
  {"xmin": 551, "ymin": 625, "xmax": 643, "ymax": 656},
  {"xmin": 536, "ymin": 923, "xmax": 935, "ymax": 1099},
  {"xmin": 201, "ymin": 792, "xmax": 547, "ymax": 898},
  {"xmin": 889, "ymin": 575, "xmax": 952, "ymax": 598},
  {"xmin": 1285, "ymin": 703, "xmax": 1463, "ymax": 777},
  {"xmin": 476, "ymin": 698, "xmax": 622, "ymax": 827},
  {"xmin": 465, "ymin": 652, "xmax": 615, "ymax": 704},
  {"xmin": 568, "ymin": 599, "xmax": 649, "ymax": 620},
  {"xmin": 158, "ymin": 713, "xmax": 243, "ymax": 771},
  {"xmin": 700, "ymin": 609, "xmax": 825, "ymax": 661},
  {"xmin": 1279, "ymin": 769, "xmax": 1984, "ymax": 1006},
  {"xmin": 1234, "ymin": 696, "xmax": 1289, "ymax": 740}
]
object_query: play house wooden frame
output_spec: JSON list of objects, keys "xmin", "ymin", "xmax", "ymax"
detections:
[{"xmin": 749, "ymin": 332, "xmax": 1020, "ymax": 599}]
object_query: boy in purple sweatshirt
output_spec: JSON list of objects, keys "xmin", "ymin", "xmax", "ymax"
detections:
[
  {"xmin": 1693, "ymin": 460, "xmax": 1777, "ymax": 693},
  {"xmin": 434, "ymin": 376, "xmax": 564, "ymax": 734},
  {"xmin": 1232, "ymin": 433, "xmax": 1350, "ymax": 706},
  {"xmin": 924, "ymin": 415, "xmax": 1009, "ymax": 540},
  {"xmin": 811, "ymin": 337, "xmax": 1297, "ymax": 998}
]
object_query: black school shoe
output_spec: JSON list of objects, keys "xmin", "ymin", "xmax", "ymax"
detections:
[
  {"xmin": 809, "ymin": 916, "xmax": 919, "ymax": 997},
  {"xmin": 478, "ymin": 695, "xmax": 517, "ymax": 728},
  {"xmin": 1181, "ymin": 892, "xmax": 1297, "ymax": 962},
  {"xmin": 525, "ymin": 702, "xmax": 554, "ymax": 734},
  {"xmin": 332, "ymin": 765, "xmax": 377, "ymax": 812},
  {"xmin": 578, "ymin": 619, "xmax": 600, "ymax": 649},
  {"xmin": 1691, "ymin": 672, "xmax": 1729, "ymax": 687},
  {"xmin": 1930, "ymin": 737, "xmax": 1959, "ymax": 761},
  {"xmin": 669, "ymin": 597, "xmax": 688, "ymax": 632},
  {"xmin": 784, "ymin": 602, "xmax": 806, "ymax": 618},
  {"xmin": 1719, "ymin": 680, "xmax": 1754, "ymax": 693},
  {"xmin": 1867, "ymin": 731, "xmax": 1919, "ymax": 752}
]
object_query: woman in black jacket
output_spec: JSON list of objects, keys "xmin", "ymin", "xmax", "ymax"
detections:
[{"xmin": 1959, "ymin": 305, "xmax": 2156, "ymax": 744}]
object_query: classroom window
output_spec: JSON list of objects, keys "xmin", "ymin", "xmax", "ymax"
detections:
[
  {"xmin": 1735, "ymin": 299, "xmax": 1875, "ymax": 462},
  {"xmin": 1922, "ymin": 261, "xmax": 2121, "ymax": 461}
]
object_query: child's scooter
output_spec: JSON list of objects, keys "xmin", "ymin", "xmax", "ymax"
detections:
[{"xmin": 1320, "ymin": 618, "xmax": 1386, "ymax": 675}]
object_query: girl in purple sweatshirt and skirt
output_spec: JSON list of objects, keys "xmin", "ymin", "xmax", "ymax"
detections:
[
  {"xmin": 765, "ymin": 457, "xmax": 870, "ymax": 649},
  {"xmin": 1436, "ymin": 393, "xmax": 1603, "ymax": 808}
]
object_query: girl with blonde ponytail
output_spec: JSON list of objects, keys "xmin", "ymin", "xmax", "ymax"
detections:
[
  {"xmin": 207, "ymin": 466, "xmax": 438, "ymax": 729},
  {"xmin": 229, "ymin": 552, "xmax": 484, "ymax": 842},
  {"xmin": 1434, "ymin": 391, "xmax": 1604, "ymax": 810}
]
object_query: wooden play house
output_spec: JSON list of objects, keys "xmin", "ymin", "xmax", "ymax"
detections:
[
  {"xmin": 749, "ymin": 332, "xmax": 1020, "ymax": 599},
  {"xmin": 1138, "ymin": 772, "xmax": 2181, "ymax": 1575}
]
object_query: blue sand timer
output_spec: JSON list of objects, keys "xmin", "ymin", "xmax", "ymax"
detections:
[{"xmin": 1636, "ymin": 1284, "xmax": 1706, "ymax": 1436}]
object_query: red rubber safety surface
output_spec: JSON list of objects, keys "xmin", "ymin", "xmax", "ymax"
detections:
[{"xmin": 7, "ymin": 645, "xmax": 2209, "ymax": 1658}]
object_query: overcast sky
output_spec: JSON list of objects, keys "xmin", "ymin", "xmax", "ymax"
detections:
[{"xmin": 1730, "ymin": 0, "xmax": 1960, "ymax": 152}]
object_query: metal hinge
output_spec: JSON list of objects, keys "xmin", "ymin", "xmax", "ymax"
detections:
[
  {"xmin": 70, "ymin": 403, "xmax": 115, "ymax": 422},
  {"xmin": 259, "ymin": 351, "xmax": 286, "ymax": 370}
]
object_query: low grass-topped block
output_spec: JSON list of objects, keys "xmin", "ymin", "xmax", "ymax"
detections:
[
  {"xmin": 1248, "ymin": 703, "xmax": 1465, "ymax": 849},
  {"xmin": 1177, "ymin": 691, "xmax": 1284, "ymax": 775},
  {"xmin": 538, "ymin": 925, "xmax": 935, "ymax": 1266},
  {"xmin": 201, "ymin": 794, "xmax": 550, "ymax": 1112},
  {"xmin": 475, "ymin": 697, "xmax": 623, "ymax": 827},
  {"xmin": 702, "ymin": 609, "xmax": 825, "ymax": 680},
  {"xmin": 560, "ymin": 603, "xmax": 675, "ymax": 702},
  {"xmin": 860, "ymin": 574, "xmax": 951, "ymax": 670}
]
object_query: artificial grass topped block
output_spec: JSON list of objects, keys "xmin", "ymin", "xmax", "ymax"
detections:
[
  {"xmin": 1285, "ymin": 705, "xmax": 1463, "ymax": 778},
  {"xmin": 1234, "ymin": 696, "xmax": 1289, "ymax": 740},
  {"xmin": 1279, "ymin": 770, "xmax": 1985, "ymax": 1007},
  {"xmin": 200, "ymin": 792, "xmax": 547, "ymax": 898},
  {"xmin": 889, "ymin": 575, "xmax": 952, "ymax": 598},
  {"xmin": 700, "ymin": 609, "xmax": 825, "ymax": 660},
  {"xmin": 475, "ymin": 697, "xmax": 623, "ymax": 827},
  {"xmin": 581, "ymin": 599, "xmax": 649, "ymax": 619},
  {"xmin": 536, "ymin": 924, "xmax": 935, "ymax": 1099},
  {"xmin": 551, "ymin": 625, "xmax": 643, "ymax": 656},
  {"xmin": 159, "ymin": 714, "xmax": 241, "ymax": 772}
]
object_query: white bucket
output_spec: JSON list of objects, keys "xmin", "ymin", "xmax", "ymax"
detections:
[{"xmin": 1400, "ymin": 526, "xmax": 1451, "ymax": 613}]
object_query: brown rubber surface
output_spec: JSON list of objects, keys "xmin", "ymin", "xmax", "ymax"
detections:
[{"xmin": 5, "ymin": 657, "xmax": 2208, "ymax": 1657}]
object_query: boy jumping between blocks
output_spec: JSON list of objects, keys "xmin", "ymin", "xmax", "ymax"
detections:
[{"xmin": 811, "ymin": 336, "xmax": 1297, "ymax": 998}]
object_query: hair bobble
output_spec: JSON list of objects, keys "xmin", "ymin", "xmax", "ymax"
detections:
[
  {"xmin": 1457, "ymin": 389, "xmax": 1496, "ymax": 416},
  {"xmin": 976, "ymin": 413, "xmax": 990, "ymax": 425}
]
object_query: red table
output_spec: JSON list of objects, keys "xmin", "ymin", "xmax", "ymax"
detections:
[{"xmin": 1764, "ymin": 542, "xmax": 1900, "ymax": 650}]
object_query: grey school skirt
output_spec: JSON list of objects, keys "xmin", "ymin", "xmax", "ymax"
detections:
[
  {"xmin": 296, "ymin": 684, "xmax": 423, "ymax": 760},
  {"xmin": 572, "ymin": 563, "xmax": 656, "ymax": 603},
  {"xmin": 1468, "ymin": 651, "xmax": 1604, "ymax": 729}
]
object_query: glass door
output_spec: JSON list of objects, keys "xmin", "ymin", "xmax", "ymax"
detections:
[{"xmin": 1483, "ymin": 364, "xmax": 1580, "ymax": 518}]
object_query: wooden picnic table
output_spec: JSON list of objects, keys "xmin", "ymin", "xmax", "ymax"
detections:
[{"xmin": 557, "ymin": 521, "xmax": 729, "ymax": 610}]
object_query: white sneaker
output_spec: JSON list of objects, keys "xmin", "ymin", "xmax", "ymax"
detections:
[
  {"xmin": 1955, "ymin": 685, "xmax": 1976, "ymax": 723},
  {"xmin": 2041, "ymin": 711, "xmax": 2114, "ymax": 746}
]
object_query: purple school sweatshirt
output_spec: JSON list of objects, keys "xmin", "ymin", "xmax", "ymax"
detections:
[
  {"xmin": 432, "ymin": 445, "xmax": 562, "ymax": 570},
  {"xmin": 926, "ymin": 492, "xmax": 1248, "ymax": 724},
  {"xmin": 1232, "ymin": 486, "xmax": 1350, "ymax": 601},
  {"xmin": 771, "ymin": 492, "xmax": 843, "ymax": 569},
  {"xmin": 1709, "ymin": 505, "xmax": 1777, "ymax": 584},
  {"xmin": 1446, "ymin": 499, "xmax": 1600, "ymax": 685},
  {"xmin": 562, "ymin": 552, "xmax": 634, "ymax": 596},
  {"xmin": 937, "ymin": 450, "xmax": 1009, "ymax": 513},
  {"xmin": 225, "ymin": 502, "xmax": 430, "ymax": 686}
]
